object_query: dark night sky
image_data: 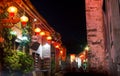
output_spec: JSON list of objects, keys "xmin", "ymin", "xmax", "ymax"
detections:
[{"xmin": 30, "ymin": 0, "xmax": 87, "ymax": 54}]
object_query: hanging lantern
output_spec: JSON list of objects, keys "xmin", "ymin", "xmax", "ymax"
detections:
[
  {"xmin": 60, "ymin": 50, "xmax": 63, "ymax": 55},
  {"xmin": 51, "ymin": 41, "xmax": 55, "ymax": 44},
  {"xmin": 40, "ymin": 31, "xmax": 45, "ymax": 36},
  {"xmin": 46, "ymin": 36, "xmax": 52, "ymax": 41},
  {"xmin": 46, "ymin": 36, "xmax": 52, "ymax": 44},
  {"xmin": 70, "ymin": 54, "xmax": 76, "ymax": 63},
  {"xmin": 55, "ymin": 44, "xmax": 60, "ymax": 49},
  {"xmin": 7, "ymin": 6, "xmax": 18, "ymax": 17},
  {"xmin": 34, "ymin": 27, "xmax": 41, "ymax": 35},
  {"xmin": 20, "ymin": 15, "xmax": 29, "ymax": 27}
]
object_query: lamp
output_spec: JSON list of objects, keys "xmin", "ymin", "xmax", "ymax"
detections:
[
  {"xmin": 85, "ymin": 46, "xmax": 89, "ymax": 51},
  {"xmin": 40, "ymin": 31, "xmax": 45, "ymax": 36},
  {"xmin": 1, "ymin": 6, "xmax": 20, "ymax": 28},
  {"xmin": 7, "ymin": 6, "xmax": 18, "ymax": 17},
  {"xmin": 46, "ymin": 36, "xmax": 52, "ymax": 44},
  {"xmin": 46, "ymin": 36, "xmax": 52, "ymax": 41},
  {"xmin": 2, "ymin": 6, "xmax": 28, "ymax": 28},
  {"xmin": 34, "ymin": 27, "xmax": 41, "ymax": 35},
  {"xmin": 20, "ymin": 15, "xmax": 29, "ymax": 27},
  {"xmin": 70, "ymin": 54, "xmax": 75, "ymax": 63},
  {"xmin": 60, "ymin": 50, "xmax": 63, "ymax": 55}
]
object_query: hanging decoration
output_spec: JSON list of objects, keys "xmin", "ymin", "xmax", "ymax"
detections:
[
  {"xmin": 7, "ymin": 6, "xmax": 18, "ymax": 17},
  {"xmin": 46, "ymin": 35, "xmax": 52, "ymax": 44},
  {"xmin": 20, "ymin": 15, "xmax": 29, "ymax": 27},
  {"xmin": 40, "ymin": 31, "xmax": 45, "ymax": 36},
  {"xmin": 34, "ymin": 27, "xmax": 41, "ymax": 35},
  {"xmin": 1, "ymin": 6, "xmax": 20, "ymax": 28}
]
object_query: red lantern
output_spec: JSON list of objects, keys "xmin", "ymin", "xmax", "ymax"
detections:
[
  {"xmin": 46, "ymin": 36, "xmax": 52, "ymax": 44},
  {"xmin": 53, "ymin": 42, "xmax": 60, "ymax": 49},
  {"xmin": 7, "ymin": 6, "xmax": 18, "ymax": 17},
  {"xmin": 60, "ymin": 50, "xmax": 63, "ymax": 55},
  {"xmin": 46, "ymin": 36, "xmax": 52, "ymax": 41},
  {"xmin": 20, "ymin": 15, "xmax": 29, "ymax": 27},
  {"xmin": 40, "ymin": 31, "xmax": 46, "ymax": 36},
  {"xmin": 34, "ymin": 27, "xmax": 41, "ymax": 35}
]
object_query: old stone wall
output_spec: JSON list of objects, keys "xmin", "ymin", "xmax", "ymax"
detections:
[{"xmin": 85, "ymin": 0, "xmax": 107, "ymax": 73}]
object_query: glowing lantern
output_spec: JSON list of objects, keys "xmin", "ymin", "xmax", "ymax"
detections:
[
  {"xmin": 7, "ymin": 6, "xmax": 18, "ymax": 17},
  {"xmin": 20, "ymin": 15, "xmax": 29, "ymax": 27},
  {"xmin": 80, "ymin": 54, "xmax": 85, "ymax": 60},
  {"xmin": 40, "ymin": 31, "xmax": 45, "ymax": 36},
  {"xmin": 55, "ymin": 45, "xmax": 59, "ymax": 48},
  {"xmin": 53, "ymin": 42, "xmax": 60, "ymax": 49},
  {"xmin": 55, "ymin": 45, "xmax": 60, "ymax": 49},
  {"xmin": 70, "ymin": 54, "xmax": 76, "ymax": 63},
  {"xmin": 46, "ymin": 36, "xmax": 52, "ymax": 41},
  {"xmin": 34, "ymin": 27, "xmax": 41, "ymax": 35},
  {"xmin": 51, "ymin": 41, "xmax": 55, "ymax": 44},
  {"xmin": 60, "ymin": 50, "xmax": 63, "ymax": 55}
]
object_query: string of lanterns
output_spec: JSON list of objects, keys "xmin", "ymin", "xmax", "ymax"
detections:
[{"xmin": 1, "ymin": 6, "xmax": 29, "ymax": 28}]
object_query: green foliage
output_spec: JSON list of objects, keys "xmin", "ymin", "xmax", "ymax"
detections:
[
  {"xmin": 0, "ymin": 11, "xmax": 34, "ymax": 74},
  {"xmin": 4, "ymin": 51, "xmax": 34, "ymax": 73},
  {"xmin": 17, "ymin": 51, "xmax": 34, "ymax": 73},
  {"xmin": 4, "ymin": 50, "xmax": 21, "ymax": 70},
  {"xmin": 1, "ymin": 23, "xmax": 34, "ymax": 74}
]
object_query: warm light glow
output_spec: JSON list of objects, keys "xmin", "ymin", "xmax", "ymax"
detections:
[
  {"xmin": 20, "ymin": 15, "xmax": 29, "ymax": 25},
  {"xmin": 34, "ymin": 27, "xmax": 41, "ymax": 35},
  {"xmin": 75, "ymin": 57, "xmax": 78, "ymax": 62},
  {"xmin": 80, "ymin": 54, "xmax": 85, "ymax": 60},
  {"xmin": 51, "ymin": 41, "xmax": 55, "ymax": 44},
  {"xmin": 60, "ymin": 50, "xmax": 63, "ymax": 54},
  {"xmin": 80, "ymin": 54, "xmax": 84, "ymax": 58},
  {"xmin": 46, "ymin": 36, "xmax": 52, "ymax": 41},
  {"xmin": 34, "ymin": 19, "xmax": 37, "ymax": 22},
  {"xmin": 70, "ymin": 54, "xmax": 76, "ymax": 63},
  {"xmin": 85, "ymin": 46, "xmax": 89, "ymax": 51},
  {"xmin": 40, "ymin": 31, "xmax": 45, "ymax": 36},
  {"xmin": 55, "ymin": 45, "xmax": 59, "ymax": 49},
  {"xmin": 7, "ymin": 6, "xmax": 18, "ymax": 17}
]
